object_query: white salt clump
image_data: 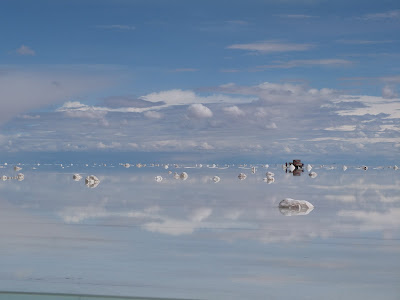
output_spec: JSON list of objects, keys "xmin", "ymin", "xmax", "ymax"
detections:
[
  {"xmin": 73, "ymin": 174, "xmax": 82, "ymax": 181},
  {"xmin": 212, "ymin": 176, "xmax": 220, "ymax": 183},
  {"xmin": 17, "ymin": 173, "xmax": 25, "ymax": 181},
  {"xmin": 168, "ymin": 170, "xmax": 172, "ymax": 174},
  {"xmin": 124, "ymin": 163, "xmax": 131, "ymax": 168},
  {"xmin": 14, "ymin": 166, "xmax": 22, "ymax": 171},
  {"xmin": 164, "ymin": 165, "xmax": 169, "ymax": 169},
  {"xmin": 279, "ymin": 198, "xmax": 314, "ymax": 216},
  {"xmin": 173, "ymin": 172, "xmax": 180, "ymax": 179},
  {"xmin": 288, "ymin": 164, "xmax": 295, "ymax": 172},
  {"xmin": 342, "ymin": 165, "xmax": 347, "ymax": 171},
  {"xmin": 393, "ymin": 165, "xmax": 398, "ymax": 170},
  {"xmin": 309, "ymin": 171, "xmax": 318, "ymax": 178},
  {"xmin": 265, "ymin": 164, "xmax": 269, "ymax": 169},
  {"xmin": 238, "ymin": 173, "xmax": 247, "ymax": 180},
  {"xmin": 4, "ymin": 163, "xmax": 7, "ymax": 166},
  {"xmin": 198, "ymin": 164, "xmax": 203, "ymax": 168},
  {"xmin": 266, "ymin": 172, "xmax": 275, "ymax": 177},
  {"xmin": 180, "ymin": 172, "xmax": 188, "ymax": 180},
  {"xmin": 136, "ymin": 163, "xmax": 143, "ymax": 168},
  {"xmin": 306, "ymin": 164, "xmax": 312, "ymax": 172},
  {"xmin": 85, "ymin": 175, "xmax": 100, "ymax": 188},
  {"xmin": 155, "ymin": 176, "xmax": 163, "ymax": 182},
  {"xmin": 1, "ymin": 175, "xmax": 7, "ymax": 181}
]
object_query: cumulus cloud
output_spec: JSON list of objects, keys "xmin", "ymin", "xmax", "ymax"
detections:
[
  {"xmin": 144, "ymin": 110, "xmax": 163, "ymax": 119},
  {"xmin": 222, "ymin": 106, "xmax": 245, "ymax": 117},
  {"xmin": 187, "ymin": 104, "xmax": 213, "ymax": 119},
  {"xmin": 382, "ymin": 85, "xmax": 398, "ymax": 99},
  {"xmin": 15, "ymin": 45, "xmax": 35, "ymax": 56},
  {"xmin": 227, "ymin": 41, "xmax": 314, "ymax": 53}
]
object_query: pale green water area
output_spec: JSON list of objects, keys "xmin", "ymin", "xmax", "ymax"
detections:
[{"xmin": 0, "ymin": 162, "xmax": 399, "ymax": 299}]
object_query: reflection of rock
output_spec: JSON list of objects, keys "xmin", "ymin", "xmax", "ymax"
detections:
[
  {"xmin": 251, "ymin": 167, "xmax": 256, "ymax": 174},
  {"xmin": 155, "ymin": 175, "xmax": 163, "ymax": 182},
  {"xmin": 263, "ymin": 177, "xmax": 275, "ymax": 184},
  {"xmin": 266, "ymin": 172, "xmax": 274, "ymax": 177},
  {"xmin": 238, "ymin": 173, "xmax": 247, "ymax": 180},
  {"xmin": 212, "ymin": 176, "xmax": 220, "ymax": 183},
  {"xmin": 1, "ymin": 175, "xmax": 7, "ymax": 181},
  {"xmin": 306, "ymin": 164, "xmax": 312, "ymax": 172},
  {"xmin": 362, "ymin": 166, "xmax": 368, "ymax": 171},
  {"xmin": 343, "ymin": 165, "xmax": 347, "ymax": 171},
  {"xmin": 73, "ymin": 174, "xmax": 82, "ymax": 181},
  {"xmin": 309, "ymin": 171, "xmax": 318, "ymax": 178},
  {"xmin": 14, "ymin": 166, "xmax": 22, "ymax": 171},
  {"xmin": 17, "ymin": 173, "xmax": 25, "ymax": 181},
  {"xmin": 173, "ymin": 172, "xmax": 180, "ymax": 179},
  {"xmin": 124, "ymin": 163, "xmax": 131, "ymax": 168},
  {"xmin": 288, "ymin": 164, "xmax": 295, "ymax": 172},
  {"xmin": 180, "ymin": 172, "xmax": 188, "ymax": 180},
  {"xmin": 85, "ymin": 175, "xmax": 100, "ymax": 188},
  {"xmin": 279, "ymin": 198, "xmax": 314, "ymax": 216}
]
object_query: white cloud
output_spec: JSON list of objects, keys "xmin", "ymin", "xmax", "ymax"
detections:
[
  {"xmin": 96, "ymin": 141, "xmax": 121, "ymax": 149},
  {"xmin": 144, "ymin": 110, "xmax": 163, "ymax": 119},
  {"xmin": 360, "ymin": 10, "xmax": 400, "ymax": 20},
  {"xmin": 15, "ymin": 45, "xmax": 35, "ymax": 56},
  {"xmin": 187, "ymin": 103, "xmax": 213, "ymax": 119},
  {"xmin": 227, "ymin": 41, "xmax": 314, "ymax": 53},
  {"xmin": 382, "ymin": 85, "xmax": 398, "ymax": 99},
  {"xmin": 140, "ymin": 89, "xmax": 254, "ymax": 106},
  {"xmin": 334, "ymin": 95, "xmax": 400, "ymax": 119},
  {"xmin": 222, "ymin": 106, "xmax": 245, "ymax": 117},
  {"xmin": 258, "ymin": 59, "xmax": 353, "ymax": 69},
  {"xmin": 65, "ymin": 108, "xmax": 108, "ymax": 120},
  {"xmin": 95, "ymin": 24, "xmax": 136, "ymax": 30},
  {"xmin": 0, "ymin": 69, "xmax": 113, "ymax": 126}
]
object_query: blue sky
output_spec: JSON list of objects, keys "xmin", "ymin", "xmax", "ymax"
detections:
[{"xmin": 0, "ymin": 0, "xmax": 399, "ymax": 161}]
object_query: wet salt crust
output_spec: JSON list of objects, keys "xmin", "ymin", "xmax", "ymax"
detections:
[{"xmin": 0, "ymin": 163, "xmax": 399, "ymax": 300}]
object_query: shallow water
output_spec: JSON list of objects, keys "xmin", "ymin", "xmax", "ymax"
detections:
[{"xmin": 0, "ymin": 163, "xmax": 399, "ymax": 299}]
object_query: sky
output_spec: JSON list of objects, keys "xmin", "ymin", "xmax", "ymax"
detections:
[{"xmin": 0, "ymin": 0, "xmax": 399, "ymax": 161}]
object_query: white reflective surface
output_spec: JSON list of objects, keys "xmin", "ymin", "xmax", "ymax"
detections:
[{"xmin": 0, "ymin": 164, "xmax": 399, "ymax": 299}]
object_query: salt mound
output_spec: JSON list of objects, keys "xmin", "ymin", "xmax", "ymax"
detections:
[{"xmin": 73, "ymin": 174, "xmax": 82, "ymax": 181}]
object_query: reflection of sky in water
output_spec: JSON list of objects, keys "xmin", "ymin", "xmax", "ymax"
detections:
[{"xmin": 0, "ymin": 165, "xmax": 399, "ymax": 299}]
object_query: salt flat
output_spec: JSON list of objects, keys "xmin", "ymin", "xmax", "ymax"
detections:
[{"xmin": 0, "ymin": 164, "xmax": 399, "ymax": 300}]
